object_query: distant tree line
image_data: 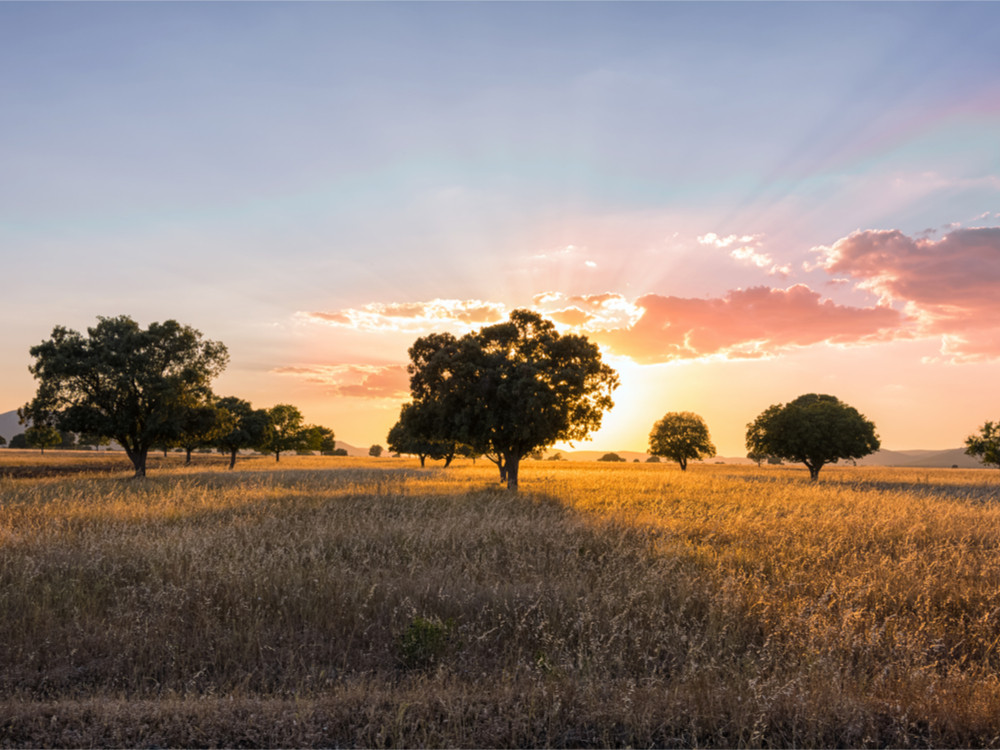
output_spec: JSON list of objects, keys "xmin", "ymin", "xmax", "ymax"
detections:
[{"xmin": 17, "ymin": 316, "xmax": 338, "ymax": 477}]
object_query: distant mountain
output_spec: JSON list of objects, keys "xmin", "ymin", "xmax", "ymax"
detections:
[
  {"xmin": 856, "ymin": 447, "xmax": 983, "ymax": 469},
  {"xmin": 333, "ymin": 441, "xmax": 370, "ymax": 458},
  {"xmin": 0, "ymin": 410, "xmax": 24, "ymax": 442}
]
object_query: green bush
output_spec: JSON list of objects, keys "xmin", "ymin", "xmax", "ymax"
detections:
[{"xmin": 396, "ymin": 616, "xmax": 455, "ymax": 671}]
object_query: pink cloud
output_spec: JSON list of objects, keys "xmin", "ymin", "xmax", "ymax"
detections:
[
  {"xmin": 272, "ymin": 364, "xmax": 409, "ymax": 399},
  {"xmin": 590, "ymin": 285, "xmax": 904, "ymax": 363},
  {"xmin": 299, "ymin": 299, "xmax": 507, "ymax": 332},
  {"xmin": 816, "ymin": 227, "xmax": 1000, "ymax": 359}
]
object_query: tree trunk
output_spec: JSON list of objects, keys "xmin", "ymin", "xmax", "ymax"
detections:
[
  {"xmin": 131, "ymin": 449, "xmax": 148, "ymax": 479},
  {"xmin": 228, "ymin": 448, "xmax": 238, "ymax": 470},
  {"xmin": 419, "ymin": 455, "xmax": 426, "ymax": 468},
  {"xmin": 505, "ymin": 454, "xmax": 520, "ymax": 490},
  {"xmin": 807, "ymin": 462, "xmax": 821, "ymax": 481},
  {"xmin": 275, "ymin": 451, "xmax": 281, "ymax": 462},
  {"xmin": 679, "ymin": 457, "xmax": 687, "ymax": 471},
  {"xmin": 444, "ymin": 454, "xmax": 453, "ymax": 468},
  {"xmin": 185, "ymin": 447, "xmax": 194, "ymax": 465}
]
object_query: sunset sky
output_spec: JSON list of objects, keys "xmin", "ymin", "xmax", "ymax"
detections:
[{"xmin": 2, "ymin": 2, "xmax": 999, "ymax": 456}]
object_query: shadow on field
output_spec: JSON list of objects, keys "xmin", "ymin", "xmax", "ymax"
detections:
[{"xmin": 716, "ymin": 470, "xmax": 1000, "ymax": 504}]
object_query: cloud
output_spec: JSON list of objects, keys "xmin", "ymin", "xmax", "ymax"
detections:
[
  {"xmin": 587, "ymin": 285, "xmax": 904, "ymax": 364},
  {"xmin": 272, "ymin": 364, "xmax": 410, "ymax": 399},
  {"xmin": 533, "ymin": 292, "xmax": 644, "ymax": 331},
  {"xmin": 698, "ymin": 231, "xmax": 789, "ymax": 277},
  {"xmin": 299, "ymin": 299, "xmax": 508, "ymax": 332},
  {"xmin": 815, "ymin": 227, "xmax": 1000, "ymax": 359}
]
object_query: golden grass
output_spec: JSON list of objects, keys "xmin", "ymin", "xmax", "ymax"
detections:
[{"xmin": 2, "ymin": 456, "xmax": 1000, "ymax": 746}]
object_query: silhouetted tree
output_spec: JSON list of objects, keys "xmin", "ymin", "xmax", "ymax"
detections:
[
  {"xmin": 648, "ymin": 411, "xmax": 716, "ymax": 470},
  {"xmin": 9, "ymin": 433, "xmax": 27, "ymax": 449},
  {"xmin": 746, "ymin": 393, "xmax": 880, "ymax": 481},
  {"xmin": 214, "ymin": 397, "xmax": 270, "ymax": 470},
  {"xmin": 25, "ymin": 424, "xmax": 61, "ymax": 454},
  {"xmin": 261, "ymin": 404, "xmax": 307, "ymax": 462},
  {"xmin": 965, "ymin": 421, "xmax": 1000, "ymax": 468},
  {"xmin": 20, "ymin": 316, "xmax": 228, "ymax": 478},
  {"xmin": 369, "ymin": 444, "xmax": 384, "ymax": 458},
  {"xmin": 406, "ymin": 310, "xmax": 618, "ymax": 489},
  {"xmin": 387, "ymin": 401, "xmax": 464, "ymax": 467},
  {"xmin": 598, "ymin": 452, "xmax": 626, "ymax": 462}
]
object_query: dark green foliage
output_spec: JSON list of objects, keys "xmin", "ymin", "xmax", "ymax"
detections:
[
  {"xmin": 21, "ymin": 316, "xmax": 228, "ymax": 477},
  {"xmin": 387, "ymin": 399, "xmax": 466, "ymax": 467},
  {"xmin": 406, "ymin": 310, "xmax": 618, "ymax": 489},
  {"xmin": 396, "ymin": 616, "xmax": 456, "ymax": 671},
  {"xmin": 24, "ymin": 425, "xmax": 62, "ymax": 454},
  {"xmin": 302, "ymin": 425, "xmax": 336, "ymax": 454},
  {"xmin": 9, "ymin": 433, "xmax": 27, "ymax": 449},
  {"xmin": 261, "ymin": 404, "xmax": 307, "ymax": 462},
  {"xmin": 965, "ymin": 421, "xmax": 1000, "ymax": 468},
  {"xmin": 214, "ymin": 397, "xmax": 271, "ymax": 469},
  {"xmin": 648, "ymin": 411, "xmax": 716, "ymax": 470},
  {"xmin": 598, "ymin": 452, "xmax": 626, "ymax": 462},
  {"xmin": 746, "ymin": 393, "xmax": 880, "ymax": 480}
]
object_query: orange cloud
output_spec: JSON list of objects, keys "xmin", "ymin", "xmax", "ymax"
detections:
[
  {"xmin": 298, "ymin": 299, "xmax": 507, "ymax": 332},
  {"xmin": 816, "ymin": 227, "xmax": 1000, "ymax": 360},
  {"xmin": 272, "ymin": 364, "xmax": 409, "ymax": 399},
  {"xmin": 588, "ymin": 285, "xmax": 904, "ymax": 363}
]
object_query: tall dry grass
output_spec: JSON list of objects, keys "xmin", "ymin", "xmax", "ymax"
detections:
[{"xmin": 2, "ymin": 456, "xmax": 1000, "ymax": 746}]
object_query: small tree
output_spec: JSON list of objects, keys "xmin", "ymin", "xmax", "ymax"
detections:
[
  {"xmin": 386, "ymin": 401, "xmax": 463, "ymax": 467},
  {"xmin": 214, "ymin": 397, "xmax": 270, "ymax": 470},
  {"xmin": 648, "ymin": 411, "xmax": 716, "ymax": 470},
  {"xmin": 0, "ymin": 435, "xmax": 6, "ymax": 448},
  {"xmin": 25, "ymin": 425, "xmax": 62, "ymax": 454},
  {"xmin": 746, "ymin": 393, "xmax": 880, "ymax": 481},
  {"xmin": 261, "ymin": 404, "xmax": 307, "ymax": 462},
  {"xmin": 965, "ymin": 421, "xmax": 1000, "ymax": 468},
  {"xmin": 369, "ymin": 444, "xmax": 384, "ymax": 458},
  {"xmin": 598, "ymin": 452, "xmax": 626, "ymax": 462}
]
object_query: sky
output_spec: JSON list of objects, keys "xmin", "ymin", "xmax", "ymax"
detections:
[{"xmin": 2, "ymin": 1, "xmax": 999, "ymax": 456}]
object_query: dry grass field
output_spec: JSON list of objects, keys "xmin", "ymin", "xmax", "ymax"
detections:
[{"xmin": 2, "ymin": 450, "xmax": 1000, "ymax": 747}]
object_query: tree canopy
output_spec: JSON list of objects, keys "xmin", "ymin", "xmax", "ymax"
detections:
[
  {"xmin": 214, "ymin": 397, "xmax": 271, "ymax": 469},
  {"xmin": 648, "ymin": 411, "xmax": 716, "ymax": 470},
  {"xmin": 386, "ymin": 401, "xmax": 465, "ymax": 467},
  {"xmin": 21, "ymin": 316, "xmax": 228, "ymax": 477},
  {"xmin": 965, "ymin": 421, "xmax": 1000, "ymax": 468},
  {"xmin": 261, "ymin": 404, "xmax": 307, "ymax": 462},
  {"xmin": 745, "ymin": 393, "xmax": 880, "ymax": 480},
  {"xmin": 406, "ymin": 309, "xmax": 618, "ymax": 489}
]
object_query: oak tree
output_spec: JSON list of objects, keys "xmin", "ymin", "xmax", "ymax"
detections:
[
  {"xmin": 965, "ymin": 421, "xmax": 1000, "ymax": 468},
  {"xmin": 406, "ymin": 309, "xmax": 618, "ymax": 489},
  {"xmin": 21, "ymin": 316, "xmax": 228, "ymax": 477},
  {"xmin": 746, "ymin": 393, "xmax": 880, "ymax": 480},
  {"xmin": 261, "ymin": 404, "xmax": 307, "ymax": 462},
  {"xmin": 214, "ymin": 397, "xmax": 271, "ymax": 469},
  {"xmin": 648, "ymin": 411, "xmax": 716, "ymax": 470}
]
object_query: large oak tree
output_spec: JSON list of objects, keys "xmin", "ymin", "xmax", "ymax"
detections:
[
  {"xmin": 745, "ymin": 393, "xmax": 880, "ymax": 480},
  {"xmin": 21, "ymin": 316, "xmax": 228, "ymax": 477},
  {"xmin": 406, "ymin": 309, "xmax": 619, "ymax": 489}
]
